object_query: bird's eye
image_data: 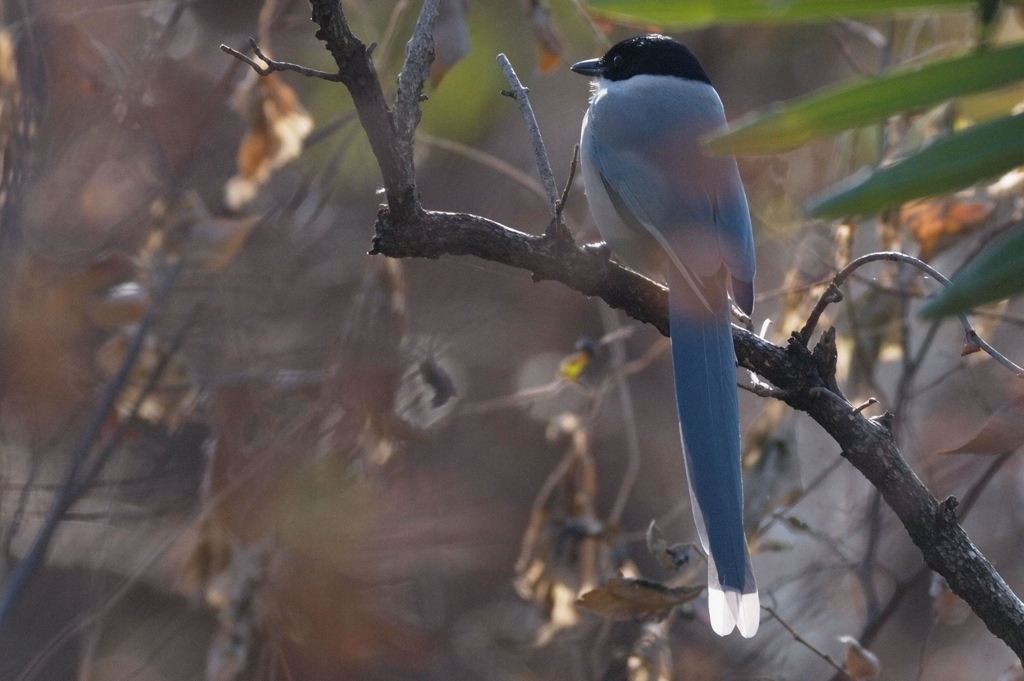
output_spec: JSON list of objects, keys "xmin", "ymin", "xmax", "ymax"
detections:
[{"xmin": 612, "ymin": 55, "xmax": 624, "ymax": 68}]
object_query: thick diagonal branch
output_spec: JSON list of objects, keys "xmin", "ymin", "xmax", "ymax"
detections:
[
  {"xmin": 300, "ymin": 0, "xmax": 1024, "ymax": 662},
  {"xmin": 372, "ymin": 206, "xmax": 1024, "ymax": 659}
]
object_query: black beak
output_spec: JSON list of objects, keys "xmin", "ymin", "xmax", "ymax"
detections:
[{"xmin": 570, "ymin": 58, "xmax": 604, "ymax": 77}]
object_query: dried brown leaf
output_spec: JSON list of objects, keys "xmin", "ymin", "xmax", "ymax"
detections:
[
  {"xmin": 577, "ymin": 577, "xmax": 703, "ymax": 623},
  {"xmin": 937, "ymin": 391, "xmax": 1024, "ymax": 455},
  {"xmin": 94, "ymin": 327, "xmax": 197, "ymax": 427},
  {"xmin": 2, "ymin": 254, "xmax": 135, "ymax": 430},
  {"xmin": 961, "ymin": 332, "xmax": 983, "ymax": 356},
  {"xmin": 525, "ymin": 0, "xmax": 563, "ymax": 73},
  {"xmin": 513, "ymin": 418, "xmax": 615, "ymax": 641},
  {"xmin": 901, "ymin": 196, "xmax": 993, "ymax": 260},
  {"xmin": 225, "ymin": 73, "xmax": 313, "ymax": 211},
  {"xmin": 839, "ymin": 635, "xmax": 881, "ymax": 681}
]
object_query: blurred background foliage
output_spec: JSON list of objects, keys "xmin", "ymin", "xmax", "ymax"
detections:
[{"xmin": 0, "ymin": 1, "xmax": 1023, "ymax": 680}]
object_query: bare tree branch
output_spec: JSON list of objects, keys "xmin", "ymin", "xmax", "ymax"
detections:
[
  {"xmin": 252, "ymin": 1, "xmax": 1024, "ymax": 663},
  {"xmin": 220, "ymin": 37, "xmax": 344, "ymax": 81},
  {"xmin": 763, "ymin": 605, "xmax": 852, "ymax": 679},
  {"xmin": 0, "ymin": 263, "xmax": 186, "ymax": 628},
  {"xmin": 496, "ymin": 53, "xmax": 560, "ymax": 216},
  {"xmin": 309, "ymin": 0, "xmax": 418, "ymax": 220},
  {"xmin": 393, "ymin": 0, "xmax": 440, "ymax": 167},
  {"xmin": 801, "ymin": 250, "xmax": 1024, "ymax": 376}
]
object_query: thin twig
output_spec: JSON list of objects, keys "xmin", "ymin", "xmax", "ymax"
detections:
[
  {"xmin": 754, "ymin": 458, "xmax": 845, "ymax": 537},
  {"xmin": 801, "ymin": 251, "xmax": 1024, "ymax": 376},
  {"xmin": 828, "ymin": 25, "xmax": 876, "ymax": 76},
  {"xmin": 496, "ymin": 53, "xmax": 559, "ymax": 217},
  {"xmin": 376, "ymin": 0, "xmax": 411, "ymax": 66},
  {"xmin": 851, "ymin": 397, "xmax": 878, "ymax": 415},
  {"xmin": 798, "ymin": 282, "xmax": 843, "ymax": 344},
  {"xmin": 829, "ymin": 450, "xmax": 1016, "ymax": 681},
  {"xmin": 603, "ymin": 307, "xmax": 642, "ymax": 525},
  {"xmin": 762, "ymin": 605, "xmax": 852, "ymax": 679},
  {"xmin": 567, "ymin": 0, "xmax": 612, "ymax": 48},
  {"xmin": 860, "ymin": 490, "xmax": 884, "ymax": 620},
  {"xmin": 417, "ymin": 130, "xmax": 550, "ymax": 205},
  {"xmin": 256, "ymin": 0, "xmax": 280, "ymax": 52},
  {"xmin": 834, "ymin": 19, "xmax": 888, "ymax": 49},
  {"xmin": 394, "ymin": 0, "xmax": 441, "ymax": 155},
  {"xmin": 556, "ymin": 144, "xmax": 580, "ymax": 224},
  {"xmin": 220, "ymin": 37, "xmax": 343, "ymax": 81},
  {"xmin": 10, "ymin": 405, "xmax": 304, "ymax": 681}
]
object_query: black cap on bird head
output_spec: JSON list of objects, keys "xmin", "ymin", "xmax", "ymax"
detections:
[{"xmin": 570, "ymin": 34, "xmax": 711, "ymax": 85}]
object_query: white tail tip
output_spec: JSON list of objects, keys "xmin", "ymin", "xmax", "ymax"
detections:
[{"xmin": 708, "ymin": 585, "xmax": 760, "ymax": 638}]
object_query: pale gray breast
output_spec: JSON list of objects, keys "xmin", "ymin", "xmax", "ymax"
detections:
[
  {"xmin": 579, "ymin": 104, "xmax": 658, "ymax": 272},
  {"xmin": 579, "ymin": 76, "xmax": 727, "ymax": 276}
]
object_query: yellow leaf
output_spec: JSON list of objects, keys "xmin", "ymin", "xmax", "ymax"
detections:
[{"xmin": 558, "ymin": 350, "xmax": 590, "ymax": 382}]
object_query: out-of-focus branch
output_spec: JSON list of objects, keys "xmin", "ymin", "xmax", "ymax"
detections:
[
  {"xmin": 417, "ymin": 130, "xmax": 550, "ymax": 204},
  {"xmin": 828, "ymin": 450, "xmax": 1017, "ymax": 681},
  {"xmin": 601, "ymin": 307, "xmax": 642, "ymax": 525},
  {"xmin": 763, "ymin": 605, "xmax": 851, "ymax": 679},
  {"xmin": 0, "ymin": 263, "xmax": 186, "ymax": 629},
  {"xmin": 242, "ymin": 2, "xmax": 1024, "ymax": 663}
]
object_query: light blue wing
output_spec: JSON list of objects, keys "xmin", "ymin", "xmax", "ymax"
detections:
[
  {"xmin": 712, "ymin": 156, "xmax": 756, "ymax": 313},
  {"xmin": 584, "ymin": 79, "xmax": 756, "ymax": 312}
]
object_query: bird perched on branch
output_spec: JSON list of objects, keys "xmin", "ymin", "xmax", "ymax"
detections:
[{"xmin": 571, "ymin": 34, "xmax": 759, "ymax": 637}]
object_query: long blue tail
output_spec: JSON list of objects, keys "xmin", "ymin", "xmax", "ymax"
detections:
[{"xmin": 668, "ymin": 266, "xmax": 759, "ymax": 638}]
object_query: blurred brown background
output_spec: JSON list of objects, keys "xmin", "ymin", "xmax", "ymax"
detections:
[{"xmin": 0, "ymin": 1, "xmax": 1023, "ymax": 679}]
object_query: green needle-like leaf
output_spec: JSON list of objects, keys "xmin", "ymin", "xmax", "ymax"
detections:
[
  {"xmin": 807, "ymin": 113, "xmax": 1024, "ymax": 218},
  {"xmin": 922, "ymin": 225, "xmax": 1024, "ymax": 318},
  {"xmin": 704, "ymin": 42, "xmax": 1024, "ymax": 155}
]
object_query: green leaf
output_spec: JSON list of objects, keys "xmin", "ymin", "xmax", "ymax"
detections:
[
  {"xmin": 807, "ymin": 113, "xmax": 1024, "ymax": 217},
  {"xmin": 704, "ymin": 42, "xmax": 1024, "ymax": 155},
  {"xmin": 921, "ymin": 225, "xmax": 1024, "ymax": 318},
  {"xmin": 587, "ymin": 0, "xmax": 975, "ymax": 27}
]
